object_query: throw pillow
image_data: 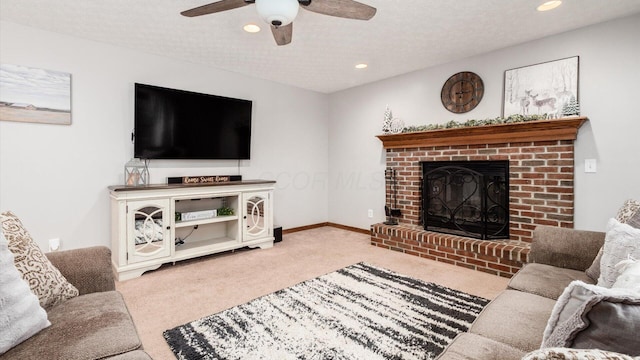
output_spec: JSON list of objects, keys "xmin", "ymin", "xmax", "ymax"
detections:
[
  {"xmin": 612, "ymin": 258, "xmax": 640, "ymax": 291},
  {"xmin": 523, "ymin": 348, "xmax": 638, "ymax": 360},
  {"xmin": 586, "ymin": 199, "xmax": 640, "ymax": 282},
  {"xmin": 615, "ymin": 199, "xmax": 640, "ymax": 224},
  {"xmin": 628, "ymin": 209, "xmax": 640, "ymax": 229},
  {"xmin": 542, "ymin": 280, "xmax": 640, "ymax": 355},
  {"xmin": 597, "ymin": 218, "xmax": 640, "ymax": 287},
  {"xmin": 0, "ymin": 211, "xmax": 79, "ymax": 309},
  {"xmin": 0, "ymin": 231, "xmax": 50, "ymax": 354}
]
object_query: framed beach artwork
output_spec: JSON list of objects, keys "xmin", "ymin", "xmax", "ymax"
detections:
[
  {"xmin": 0, "ymin": 63, "xmax": 72, "ymax": 125},
  {"xmin": 503, "ymin": 56, "xmax": 578, "ymax": 118}
]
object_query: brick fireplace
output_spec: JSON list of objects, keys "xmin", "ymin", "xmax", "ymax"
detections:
[{"xmin": 372, "ymin": 117, "xmax": 587, "ymax": 277}]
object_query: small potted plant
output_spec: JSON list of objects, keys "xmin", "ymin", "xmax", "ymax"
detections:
[{"xmin": 217, "ymin": 207, "xmax": 234, "ymax": 216}]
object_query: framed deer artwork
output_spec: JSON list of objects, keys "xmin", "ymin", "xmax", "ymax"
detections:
[{"xmin": 502, "ymin": 56, "xmax": 579, "ymax": 119}]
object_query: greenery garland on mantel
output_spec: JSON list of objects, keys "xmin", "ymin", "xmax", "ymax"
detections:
[{"xmin": 401, "ymin": 114, "xmax": 552, "ymax": 133}]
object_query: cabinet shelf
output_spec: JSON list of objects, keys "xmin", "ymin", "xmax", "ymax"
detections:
[
  {"xmin": 174, "ymin": 236, "xmax": 238, "ymax": 260},
  {"xmin": 175, "ymin": 215, "xmax": 238, "ymax": 228}
]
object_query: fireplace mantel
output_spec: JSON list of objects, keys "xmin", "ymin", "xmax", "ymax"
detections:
[{"xmin": 377, "ymin": 117, "xmax": 588, "ymax": 149}]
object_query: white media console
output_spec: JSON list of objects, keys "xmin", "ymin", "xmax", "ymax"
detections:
[{"xmin": 109, "ymin": 180, "xmax": 275, "ymax": 281}]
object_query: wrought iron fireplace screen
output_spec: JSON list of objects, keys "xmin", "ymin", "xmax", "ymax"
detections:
[{"xmin": 422, "ymin": 161, "xmax": 509, "ymax": 240}]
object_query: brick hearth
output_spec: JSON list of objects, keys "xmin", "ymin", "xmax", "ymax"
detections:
[
  {"xmin": 372, "ymin": 118, "xmax": 587, "ymax": 277},
  {"xmin": 371, "ymin": 224, "xmax": 529, "ymax": 277}
]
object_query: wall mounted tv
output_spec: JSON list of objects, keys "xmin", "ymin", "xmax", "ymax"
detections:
[{"xmin": 134, "ymin": 83, "xmax": 252, "ymax": 160}]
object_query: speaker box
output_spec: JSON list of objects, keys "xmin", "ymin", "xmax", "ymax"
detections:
[{"xmin": 274, "ymin": 226, "xmax": 283, "ymax": 243}]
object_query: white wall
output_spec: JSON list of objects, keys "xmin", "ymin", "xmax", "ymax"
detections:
[
  {"xmin": 328, "ymin": 14, "xmax": 640, "ymax": 232},
  {"xmin": 0, "ymin": 21, "xmax": 329, "ymax": 251}
]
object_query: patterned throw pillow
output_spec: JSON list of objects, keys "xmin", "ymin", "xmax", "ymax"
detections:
[
  {"xmin": 628, "ymin": 209, "xmax": 640, "ymax": 229},
  {"xmin": 523, "ymin": 348, "xmax": 639, "ymax": 360},
  {"xmin": 616, "ymin": 199, "xmax": 640, "ymax": 224},
  {"xmin": 0, "ymin": 211, "xmax": 79, "ymax": 309}
]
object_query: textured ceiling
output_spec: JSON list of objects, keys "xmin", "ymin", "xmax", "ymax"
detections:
[{"xmin": 1, "ymin": 0, "xmax": 640, "ymax": 93}]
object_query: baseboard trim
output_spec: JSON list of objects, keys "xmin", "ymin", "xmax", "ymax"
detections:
[
  {"xmin": 282, "ymin": 223, "xmax": 329, "ymax": 234},
  {"xmin": 327, "ymin": 223, "xmax": 370, "ymax": 235},
  {"xmin": 282, "ymin": 222, "xmax": 369, "ymax": 235}
]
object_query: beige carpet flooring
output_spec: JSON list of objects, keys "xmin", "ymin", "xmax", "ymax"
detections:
[{"xmin": 116, "ymin": 226, "xmax": 509, "ymax": 360}]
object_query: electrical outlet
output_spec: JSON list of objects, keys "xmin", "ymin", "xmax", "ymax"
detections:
[
  {"xmin": 367, "ymin": 209, "xmax": 374, "ymax": 218},
  {"xmin": 48, "ymin": 238, "xmax": 60, "ymax": 252},
  {"xmin": 585, "ymin": 159, "xmax": 597, "ymax": 173}
]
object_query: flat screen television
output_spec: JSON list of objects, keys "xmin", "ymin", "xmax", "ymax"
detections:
[{"xmin": 134, "ymin": 83, "xmax": 252, "ymax": 160}]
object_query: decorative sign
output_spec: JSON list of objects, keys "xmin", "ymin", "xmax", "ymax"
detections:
[
  {"xmin": 168, "ymin": 175, "xmax": 241, "ymax": 185},
  {"xmin": 183, "ymin": 176, "xmax": 231, "ymax": 184}
]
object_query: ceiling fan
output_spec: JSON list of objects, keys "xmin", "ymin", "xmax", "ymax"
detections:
[{"xmin": 181, "ymin": 0, "xmax": 377, "ymax": 46}]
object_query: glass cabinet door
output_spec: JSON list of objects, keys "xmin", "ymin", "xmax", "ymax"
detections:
[
  {"xmin": 243, "ymin": 192, "xmax": 272, "ymax": 242},
  {"xmin": 126, "ymin": 199, "xmax": 172, "ymax": 264}
]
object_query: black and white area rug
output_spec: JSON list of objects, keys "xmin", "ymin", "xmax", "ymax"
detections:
[{"xmin": 163, "ymin": 262, "xmax": 489, "ymax": 360}]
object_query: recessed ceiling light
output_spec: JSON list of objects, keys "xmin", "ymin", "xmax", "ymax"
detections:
[
  {"xmin": 537, "ymin": 1, "xmax": 562, "ymax": 11},
  {"xmin": 355, "ymin": 63, "xmax": 368, "ymax": 69},
  {"xmin": 243, "ymin": 24, "xmax": 261, "ymax": 33}
]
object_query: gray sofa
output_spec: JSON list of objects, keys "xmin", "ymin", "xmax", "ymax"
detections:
[
  {"xmin": 437, "ymin": 225, "xmax": 606, "ymax": 359},
  {"xmin": 1, "ymin": 246, "xmax": 151, "ymax": 360}
]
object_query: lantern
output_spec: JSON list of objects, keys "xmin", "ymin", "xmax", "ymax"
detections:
[{"xmin": 124, "ymin": 158, "xmax": 149, "ymax": 186}]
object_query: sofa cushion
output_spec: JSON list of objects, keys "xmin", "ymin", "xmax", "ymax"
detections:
[
  {"xmin": 435, "ymin": 333, "xmax": 525, "ymax": 360},
  {"xmin": 0, "ymin": 231, "xmax": 50, "ymax": 354},
  {"xmin": 542, "ymin": 280, "xmax": 640, "ymax": 356},
  {"xmin": 597, "ymin": 218, "xmax": 640, "ymax": 287},
  {"xmin": 508, "ymin": 263, "xmax": 595, "ymax": 300},
  {"xmin": 530, "ymin": 226, "xmax": 604, "ymax": 271},
  {"xmin": 469, "ymin": 290, "xmax": 556, "ymax": 352},
  {"xmin": 46, "ymin": 246, "xmax": 116, "ymax": 295},
  {"xmin": 0, "ymin": 211, "xmax": 79, "ymax": 309},
  {"xmin": 523, "ymin": 347, "xmax": 639, "ymax": 360},
  {"xmin": 1, "ymin": 291, "xmax": 143, "ymax": 360}
]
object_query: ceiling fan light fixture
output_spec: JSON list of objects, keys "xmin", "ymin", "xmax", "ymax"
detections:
[{"xmin": 255, "ymin": 0, "xmax": 299, "ymax": 27}]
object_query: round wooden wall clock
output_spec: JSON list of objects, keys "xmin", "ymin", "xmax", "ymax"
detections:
[{"xmin": 441, "ymin": 71, "xmax": 484, "ymax": 113}]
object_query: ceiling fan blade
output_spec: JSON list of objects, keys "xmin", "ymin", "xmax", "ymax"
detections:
[
  {"xmin": 301, "ymin": 0, "xmax": 376, "ymax": 20},
  {"xmin": 271, "ymin": 23, "xmax": 293, "ymax": 46},
  {"xmin": 181, "ymin": 0, "xmax": 251, "ymax": 17}
]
